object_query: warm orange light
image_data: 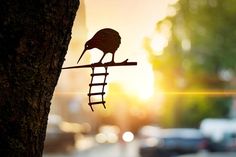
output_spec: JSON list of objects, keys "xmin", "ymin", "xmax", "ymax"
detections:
[
  {"xmin": 55, "ymin": 90, "xmax": 236, "ymax": 97},
  {"xmin": 151, "ymin": 33, "xmax": 168, "ymax": 55},
  {"xmin": 157, "ymin": 91, "xmax": 236, "ymax": 96}
]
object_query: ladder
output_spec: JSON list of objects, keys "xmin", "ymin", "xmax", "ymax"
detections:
[
  {"xmin": 88, "ymin": 67, "xmax": 108, "ymax": 111},
  {"xmin": 62, "ymin": 61, "xmax": 137, "ymax": 111}
]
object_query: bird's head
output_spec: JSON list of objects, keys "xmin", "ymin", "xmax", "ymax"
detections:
[
  {"xmin": 77, "ymin": 41, "xmax": 94, "ymax": 64},
  {"xmin": 84, "ymin": 40, "xmax": 94, "ymax": 50}
]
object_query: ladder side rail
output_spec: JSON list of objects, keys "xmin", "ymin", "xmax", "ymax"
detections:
[
  {"xmin": 101, "ymin": 67, "xmax": 108, "ymax": 109},
  {"xmin": 88, "ymin": 67, "xmax": 95, "ymax": 111}
]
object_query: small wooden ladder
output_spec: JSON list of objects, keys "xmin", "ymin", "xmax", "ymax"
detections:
[
  {"xmin": 62, "ymin": 61, "xmax": 137, "ymax": 111},
  {"xmin": 88, "ymin": 67, "xmax": 108, "ymax": 111}
]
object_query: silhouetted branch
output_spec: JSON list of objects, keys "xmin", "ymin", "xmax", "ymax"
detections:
[{"xmin": 62, "ymin": 61, "xmax": 137, "ymax": 69}]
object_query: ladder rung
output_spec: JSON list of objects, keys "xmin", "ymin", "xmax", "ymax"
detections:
[
  {"xmin": 89, "ymin": 83, "xmax": 107, "ymax": 86},
  {"xmin": 91, "ymin": 73, "xmax": 109, "ymax": 76},
  {"xmin": 89, "ymin": 101, "xmax": 106, "ymax": 105},
  {"xmin": 88, "ymin": 92, "xmax": 105, "ymax": 96}
]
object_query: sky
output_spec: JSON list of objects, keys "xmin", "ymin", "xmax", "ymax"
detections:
[{"xmin": 63, "ymin": 0, "xmax": 178, "ymax": 100}]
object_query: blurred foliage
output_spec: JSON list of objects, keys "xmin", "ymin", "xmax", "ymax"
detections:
[{"xmin": 145, "ymin": 0, "xmax": 236, "ymax": 127}]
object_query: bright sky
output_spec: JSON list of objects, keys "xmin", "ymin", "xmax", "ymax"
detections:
[
  {"xmin": 58, "ymin": 0, "xmax": 178, "ymax": 101},
  {"xmin": 82, "ymin": 0, "xmax": 175, "ymax": 100}
]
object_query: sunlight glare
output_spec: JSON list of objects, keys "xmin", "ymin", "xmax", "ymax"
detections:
[
  {"xmin": 151, "ymin": 33, "xmax": 168, "ymax": 55},
  {"xmin": 130, "ymin": 60, "xmax": 154, "ymax": 101},
  {"xmin": 106, "ymin": 52, "xmax": 154, "ymax": 101}
]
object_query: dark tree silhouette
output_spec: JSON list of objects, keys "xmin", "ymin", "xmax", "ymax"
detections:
[{"xmin": 0, "ymin": 0, "xmax": 80, "ymax": 156}]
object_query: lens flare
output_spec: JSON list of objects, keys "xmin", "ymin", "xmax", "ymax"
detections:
[{"xmin": 122, "ymin": 131, "xmax": 134, "ymax": 142}]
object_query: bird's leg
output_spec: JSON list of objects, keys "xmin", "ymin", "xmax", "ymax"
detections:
[
  {"xmin": 104, "ymin": 53, "xmax": 115, "ymax": 65},
  {"xmin": 110, "ymin": 53, "xmax": 115, "ymax": 63},
  {"xmin": 98, "ymin": 53, "xmax": 106, "ymax": 64}
]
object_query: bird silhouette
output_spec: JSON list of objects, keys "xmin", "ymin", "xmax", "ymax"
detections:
[{"xmin": 77, "ymin": 28, "xmax": 121, "ymax": 64}]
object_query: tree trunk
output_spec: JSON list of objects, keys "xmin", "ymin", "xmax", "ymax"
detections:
[{"xmin": 0, "ymin": 0, "xmax": 80, "ymax": 156}]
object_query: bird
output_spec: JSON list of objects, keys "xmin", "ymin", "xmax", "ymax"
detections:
[{"xmin": 77, "ymin": 28, "xmax": 121, "ymax": 64}]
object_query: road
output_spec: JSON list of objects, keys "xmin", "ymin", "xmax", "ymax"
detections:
[
  {"xmin": 77, "ymin": 141, "xmax": 139, "ymax": 157},
  {"xmin": 179, "ymin": 152, "xmax": 236, "ymax": 157},
  {"xmin": 44, "ymin": 139, "xmax": 236, "ymax": 157},
  {"xmin": 43, "ymin": 140, "xmax": 140, "ymax": 157}
]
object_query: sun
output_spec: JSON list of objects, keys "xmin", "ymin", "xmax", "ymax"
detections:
[
  {"xmin": 150, "ymin": 33, "xmax": 168, "ymax": 56},
  {"xmin": 121, "ymin": 61, "xmax": 154, "ymax": 101}
]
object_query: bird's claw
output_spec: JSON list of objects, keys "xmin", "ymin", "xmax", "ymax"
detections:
[
  {"xmin": 92, "ymin": 62, "xmax": 103, "ymax": 66},
  {"xmin": 103, "ymin": 60, "xmax": 115, "ymax": 66}
]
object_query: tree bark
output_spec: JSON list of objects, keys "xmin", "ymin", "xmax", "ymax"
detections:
[{"xmin": 0, "ymin": 0, "xmax": 80, "ymax": 156}]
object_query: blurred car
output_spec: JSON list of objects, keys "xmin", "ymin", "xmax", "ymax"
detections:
[
  {"xmin": 200, "ymin": 118, "xmax": 236, "ymax": 152},
  {"xmin": 223, "ymin": 132, "xmax": 236, "ymax": 151},
  {"xmin": 139, "ymin": 128, "xmax": 208, "ymax": 157},
  {"xmin": 43, "ymin": 114, "xmax": 77, "ymax": 153},
  {"xmin": 138, "ymin": 125, "xmax": 161, "ymax": 138}
]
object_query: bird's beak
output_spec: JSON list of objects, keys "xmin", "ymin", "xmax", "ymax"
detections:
[{"xmin": 77, "ymin": 48, "xmax": 87, "ymax": 64}]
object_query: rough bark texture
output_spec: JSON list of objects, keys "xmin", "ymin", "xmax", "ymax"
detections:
[{"xmin": 0, "ymin": 0, "xmax": 80, "ymax": 156}]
